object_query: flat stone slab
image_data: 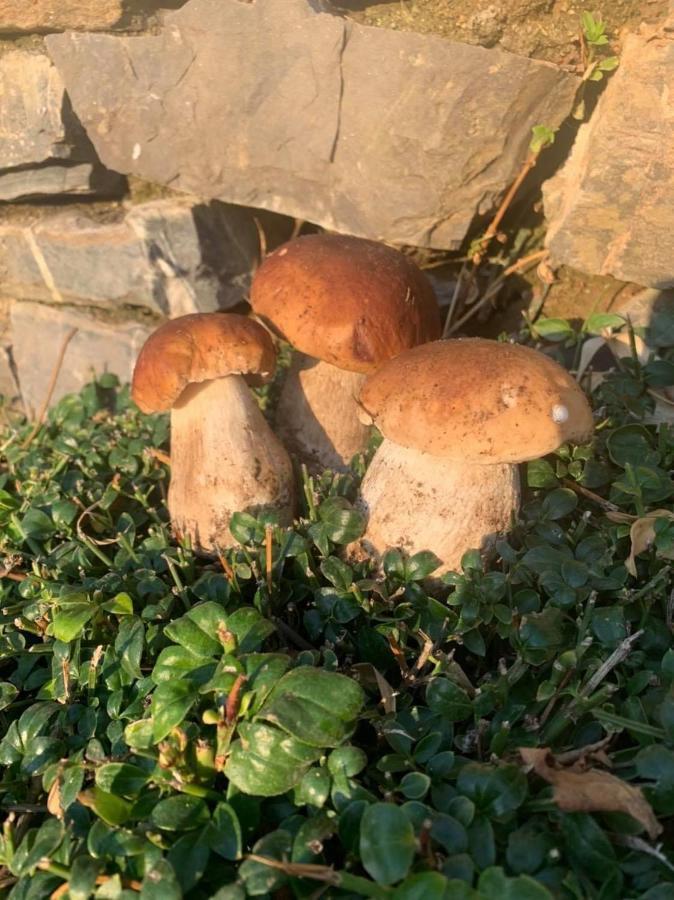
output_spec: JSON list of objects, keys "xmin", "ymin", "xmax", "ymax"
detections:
[
  {"xmin": 10, "ymin": 301, "xmax": 152, "ymax": 415},
  {"xmin": 0, "ymin": 199, "xmax": 258, "ymax": 315},
  {"xmin": 46, "ymin": 0, "xmax": 579, "ymax": 249},
  {"xmin": 543, "ymin": 20, "xmax": 674, "ymax": 288},
  {"xmin": 0, "ymin": 163, "xmax": 124, "ymax": 202},
  {"xmin": 0, "ymin": 48, "xmax": 125, "ymax": 199},
  {"xmin": 0, "ymin": 50, "xmax": 70, "ymax": 169}
]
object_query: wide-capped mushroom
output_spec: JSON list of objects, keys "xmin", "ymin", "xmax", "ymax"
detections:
[
  {"xmin": 132, "ymin": 313, "xmax": 294, "ymax": 554},
  {"xmin": 355, "ymin": 338, "xmax": 594, "ymax": 574},
  {"xmin": 250, "ymin": 233, "xmax": 441, "ymax": 472}
]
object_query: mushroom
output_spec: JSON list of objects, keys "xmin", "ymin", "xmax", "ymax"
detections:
[
  {"xmin": 132, "ymin": 313, "xmax": 294, "ymax": 554},
  {"xmin": 250, "ymin": 233, "xmax": 441, "ymax": 472},
  {"xmin": 355, "ymin": 338, "xmax": 594, "ymax": 575}
]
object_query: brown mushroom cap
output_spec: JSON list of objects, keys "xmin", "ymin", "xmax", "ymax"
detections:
[
  {"xmin": 132, "ymin": 313, "xmax": 276, "ymax": 414},
  {"xmin": 249, "ymin": 234, "xmax": 441, "ymax": 374},
  {"xmin": 359, "ymin": 338, "xmax": 594, "ymax": 464}
]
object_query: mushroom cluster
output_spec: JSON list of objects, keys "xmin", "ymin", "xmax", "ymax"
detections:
[
  {"xmin": 354, "ymin": 338, "xmax": 594, "ymax": 575},
  {"xmin": 132, "ymin": 238, "xmax": 594, "ymax": 577},
  {"xmin": 132, "ymin": 313, "xmax": 294, "ymax": 555},
  {"xmin": 250, "ymin": 233, "xmax": 441, "ymax": 472}
]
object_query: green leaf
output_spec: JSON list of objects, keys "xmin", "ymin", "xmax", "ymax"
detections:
[
  {"xmin": 20, "ymin": 507, "xmax": 56, "ymax": 540},
  {"xmin": 52, "ymin": 596, "xmax": 95, "ymax": 642},
  {"xmin": 426, "ymin": 678, "xmax": 473, "ymax": 722},
  {"xmin": 607, "ymin": 425, "xmax": 659, "ymax": 468},
  {"xmin": 206, "ymin": 802, "xmax": 242, "ymax": 860},
  {"xmin": 225, "ymin": 722, "xmax": 322, "ymax": 796},
  {"xmin": 164, "ymin": 602, "xmax": 226, "ymax": 657},
  {"xmin": 584, "ymin": 312, "xmax": 625, "ymax": 333},
  {"xmin": 317, "ymin": 497, "xmax": 365, "ymax": 543},
  {"xmin": 151, "ymin": 795, "xmax": 210, "ymax": 831},
  {"xmin": 151, "ymin": 681, "xmax": 198, "ymax": 742},
  {"xmin": 239, "ymin": 830, "xmax": 292, "ymax": 894},
  {"xmin": 532, "ymin": 318, "xmax": 574, "ymax": 343},
  {"xmin": 13, "ymin": 819, "xmax": 64, "ymax": 876},
  {"xmin": 69, "ymin": 856, "xmax": 101, "ymax": 900},
  {"xmin": 95, "ymin": 763, "xmax": 149, "ymax": 797},
  {"xmin": 260, "ymin": 668, "xmax": 364, "ymax": 747},
  {"xmin": 529, "ymin": 125, "xmax": 556, "ymax": 154},
  {"xmin": 560, "ymin": 812, "xmax": 617, "ymax": 881},
  {"xmin": 0, "ymin": 681, "xmax": 18, "ymax": 711},
  {"xmin": 400, "ymin": 772, "xmax": 431, "ymax": 800},
  {"xmin": 478, "ymin": 867, "xmax": 554, "ymax": 899},
  {"xmin": 541, "ymin": 488, "xmax": 577, "ymax": 520},
  {"xmin": 79, "ymin": 787, "xmax": 132, "ymax": 826},
  {"xmin": 140, "ymin": 860, "xmax": 182, "ymax": 900},
  {"xmin": 152, "ymin": 645, "xmax": 216, "ymax": 685},
  {"xmin": 225, "ymin": 608, "xmax": 275, "ymax": 653},
  {"xmin": 295, "ymin": 766, "xmax": 331, "ymax": 808},
  {"xmin": 101, "ymin": 592, "xmax": 134, "ymax": 615},
  {"xmin": 360, "ymin": 803, "xmax": 416, "ymax": 886},
  {"xmin": 457, "ymin": 763, "xmax": 527, "ymax": 817}
]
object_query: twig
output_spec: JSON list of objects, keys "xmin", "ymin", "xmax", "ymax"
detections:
[
  {"xmin": 562, "ymin": 479, "xmax": 621, "ymax": 513},
  {"xmin": 252, "ymin": 216, "xmax": 267, "ymax": 271},
  {"xmin": 580, "ymin": 629, "xmax": 644, "ymax": 699},
  {"xmin": 442, "ymin": 262, "xmax": 468, "ymax": 337},
  {"xmin": 225, "ymin": 674, "xmax": 247, "ymax": 726},
  {"xmin": 539, "ymin": 669, "xmax": 574, "ymax": 727},
  {"xmin": 555, "ymin": 735, "xmax": 613, "ymax": 766},
  {"xmin": 0, "ymin": 568, "xmax": 27, "ymax": 582},
  {"xmin": 215, "ymin": 544, "xmax": 236, "ymax": 584},
  {"xmin": 21, "ymin": 328, "xmax": 77, "ymax": 449},
  {"xmin": 667, "ymin": 589, "xmax": 674, "ymax": 631},
  {"xmin": 612, "ymin": 835, "xmax": 674, "ymax": 875},
  {"xmin": 265, "ymin": 524, "xmax": 273, "ymax": 593},
  {"xmin": 472, "ymin": 153, "xmax": 543, "ymax": 266},
  {"xmin": 272, "ymin": 616, "xmax": 315, "ymax": 651},
  {"xmin": 146, "ymin": 447, "xmax": 171, "ymax": 467},
  {"xmin": 446, "ymin": 250, "xmax": 547, "ymax": 336}
]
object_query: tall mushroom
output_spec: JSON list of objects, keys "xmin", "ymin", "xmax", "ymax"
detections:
[
  {"xmin": 250, "ymin": 233, "xmax": 441, "ymax": 472},
  {"xmin": 355, "ymin": 339, "xmax": 594, "ymax": 575},
  {"xmin": 132, "ymin": 313, "xmax": 294, "ymax": 554}
]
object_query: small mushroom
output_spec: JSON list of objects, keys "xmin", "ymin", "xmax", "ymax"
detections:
[
  {"xmin": 250, "ymin": 233, "xmax": 441, "ymax": 472},
  {"xmin": 355, "ymin": 338, "xmax": 594, "ymax": 575},
  {"xmin": 132, "ymin": 313, "xmax": 294, "ymax": 554}
]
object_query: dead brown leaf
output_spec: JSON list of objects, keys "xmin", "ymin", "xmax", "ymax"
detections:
[
  {"xmin": 520, "ymin": 746, "xmax": 662, "ymax": 839},
  {"xmin": 626, "ymin": 509, "xmax": 674, "ymax": 576}
]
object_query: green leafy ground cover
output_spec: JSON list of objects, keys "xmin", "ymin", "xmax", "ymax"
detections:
[{"xmin": 1, "ymin": 319, "xmax": 674, "ymax": 899}]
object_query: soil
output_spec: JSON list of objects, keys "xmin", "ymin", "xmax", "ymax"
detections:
[{"xmin": 333, "ymin": 0, "xmax": 670, "ymax": 64}]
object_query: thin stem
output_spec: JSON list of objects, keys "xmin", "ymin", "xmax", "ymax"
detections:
[{"xmin": 22, "ymin": 328, "xmax": 78, "ymax": 448}]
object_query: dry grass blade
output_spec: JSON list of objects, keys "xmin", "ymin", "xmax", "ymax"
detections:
[
  {"xmin": 520, "ymin": 746, "xmax": 662, "ymax": 839},
  {"xmin": 245, "ymin": 854, "xmax": 340, "ymax": 884},
  {"xmin": 22, "ymin": 328, "xmax": 78, "ymax": 448}
]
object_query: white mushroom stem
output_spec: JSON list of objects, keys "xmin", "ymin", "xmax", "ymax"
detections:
[
  {"xmin": 276, "ymin": 353, "xmax": 369, "ymax": 473},
  {"xmin": 356, "ymin": 438, "xmax": 520, "ymax": 575},
  {"xmin": 169, "ymin": 375, "xmax": 294, "ymax": 554}
]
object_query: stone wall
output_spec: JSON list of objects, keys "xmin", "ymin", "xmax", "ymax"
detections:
[{"xmin": 1, "ymin": 0, "xmax": 673, "ymax": 412}]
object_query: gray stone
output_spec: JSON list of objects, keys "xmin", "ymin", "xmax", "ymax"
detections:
[
  {"xmin": 10, "ymin": 301, "xmax": 152, "ymax": 415},
  {"xmin": 0, "ymin": 49, "xmax": 125, "ymax": 199},
  {"xmin": 615, "ymin": 288, "xmax": 674, "ymax": 348},
  {"xmin": 0, "ymin": 163, "xmax": 124, "ymax": 202},
  {"xmin": 543, "ymin": 20, "xmax": 674, "ymax": 288},
  {"xmin": 46, "ymin": 0, "xmax": 579, "ymax": 250},
  {"xmin": 0, "ymin": 199, "xmax": 259, "ymax": 314},
  {"xmin": 0, "ymin": 51, "xmax": 69, "ymax": 169}
]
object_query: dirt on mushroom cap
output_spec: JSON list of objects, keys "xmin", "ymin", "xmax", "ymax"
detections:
[
  {"xmin": 131, "ymin": 313, "xmax": 277, "ymax": 414},
  {"xmin": 249, "ymin": 234, "xmax": 442, "ymax": 374},
  {"xmin": 359, "ymin": 338, "xmax": 594, "ymax": 464}
]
